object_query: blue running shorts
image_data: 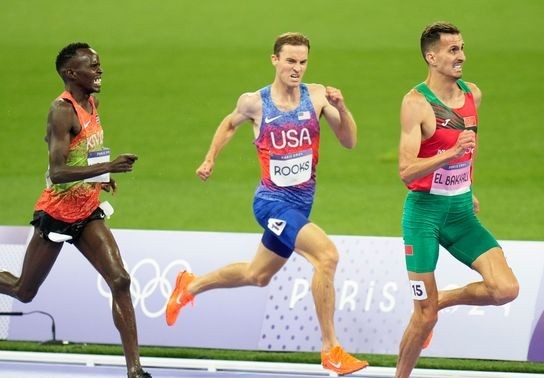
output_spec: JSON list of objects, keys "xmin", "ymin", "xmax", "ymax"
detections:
[{"xmin": 253, "ymin": 197, "xmax": 312, "ymax": 258}]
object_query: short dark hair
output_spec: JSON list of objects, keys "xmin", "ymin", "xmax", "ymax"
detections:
[
  {"xmin": 273, "ymin": 32, "xmax": 310, "ymax": 56},
  {"xmin": 55, "ymin": 42, "xmax": 91, "ymax": 74},
  {"xmin": 420, "ymin": 22, "xmax": 460, "ymax": 61}
]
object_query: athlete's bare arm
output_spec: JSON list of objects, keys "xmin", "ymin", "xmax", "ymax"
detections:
[
  {"xmin": 471, "ymin": 134, "xmax": 480, "ymax": 213},
  {"xmin": 47, "ymin": 100, "xmax": 137, "ymax": 184},
  {"xmin": 398, "ymin": 89, "xmax": 476, "ymax": 185},
  {"xmin": 196, "ymin": 92, "xmax": 261, "ymax": 181},
  {"xmin": 465, "ymin": 81, "xmax": 482, "ymax": 213},
  {"xmin": 310, "ymin": 84, "xmax": 357, "ymax": 149},
  {"xmin": 91, "ymin": 95, "xmax": 121, "ymax": 195}
]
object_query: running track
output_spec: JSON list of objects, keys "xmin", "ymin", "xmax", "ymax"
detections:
[{"xmin": 0, "ymin": 351, "xmax": 542, "ymax": 378}]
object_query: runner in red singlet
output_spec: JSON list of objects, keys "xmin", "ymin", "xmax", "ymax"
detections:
[
  {"xmin": 0, "ymin": 43, "xmax": 151, "ymax": 378},
  {"xmin": 395, "ymin": 23, "xmax": 519, "ymax": 378}
]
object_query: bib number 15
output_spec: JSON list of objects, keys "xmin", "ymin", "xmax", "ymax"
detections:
[{"xmin": 410, "ymin": 280, "xmax": 428, "ymax": 300}]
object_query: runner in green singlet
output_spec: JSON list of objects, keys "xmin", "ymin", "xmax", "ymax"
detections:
[{"xmin": 395, "ymin": 22, "xmax": 519, "ymax": 378}]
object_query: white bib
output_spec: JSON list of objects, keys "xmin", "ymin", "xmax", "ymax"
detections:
[
  {"xmin": 269, "ymin": 149, "xmax": 312, "ymax": 187},
  {"xmin": 430, "ymin": 160, "xmax": 471, "ymax": 196},
  {"xmin": 85, "ymin": 148, "xmax": 111, "ymax": 183}
]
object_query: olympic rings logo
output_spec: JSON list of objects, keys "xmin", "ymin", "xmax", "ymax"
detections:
[{"xmin": 96, "ymin": 258, "xmax": 191, "ymax": 318}]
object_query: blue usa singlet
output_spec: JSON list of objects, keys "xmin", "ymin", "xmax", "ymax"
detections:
[{"xmin": 253, "ymin": 84, "xmax": 320, "ymax": 205}]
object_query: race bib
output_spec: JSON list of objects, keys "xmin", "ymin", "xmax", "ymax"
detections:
[
  {"xmin": 85, "ymin": 148, "xmax": 110, "ymax": 183},
  {"xmin": 410, "ymin": 280, "xmax": 428, "ymax": 300},
  {"xmin": 430, "ymin": 160, "xmax": 471, "ymax": 196},
  {"xmin": 267, "ymin": 218, "xmax": 286, "ymax": 236},
  {"xmin": 99, "ymin": 201, "xmax": 115, "ymax": 219},
  {"xmin": 270, "ymin": 149, "xmax": 312, "ymax": 187}
]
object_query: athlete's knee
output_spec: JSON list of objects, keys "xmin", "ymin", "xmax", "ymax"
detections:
[
  {"xmin": 108, "ymin": 269, "xmax": 132, "ymax": 294},
  {"xmin": 412, "ymin": 303, "xmax": 438, "ymax": 330},
  {"xmin": 12, "ymin": 281, "xmax": 38, "ymax": 303},
  {"xmin": 491, "ymin": 277, "xmax": 519, "ymax": 305},
  {"xmin": 421, "ymin": 308, "xmax": 438, "ymax": 327},
  {"xmin": 15, "ymin": 287, "xmax": 39, "ymax": 303},
  {"xmin": 9, "ymin": 279, "xmax": 39, "ymax": 303},
  {"xmin": 315, "ymin": 242, "xmax": 338, "ymax": 275},
  {"xmin": 247, "ymin": 269, "xmax": 274, "ymax": 287}
]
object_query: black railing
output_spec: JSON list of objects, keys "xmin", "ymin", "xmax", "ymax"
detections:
[{"xmin": 0, "ymin": 311, "xmax": 68, "ymax": 344}]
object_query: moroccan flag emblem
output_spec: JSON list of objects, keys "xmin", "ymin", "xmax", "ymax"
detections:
[{"xmin": 463, "ymin": 116, "xmax": 477, "ymax": 128}]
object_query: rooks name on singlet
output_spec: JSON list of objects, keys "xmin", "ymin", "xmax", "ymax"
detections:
[{"xmin": 273, "ymin": 161, "xmax": 310, "ymax": 177}]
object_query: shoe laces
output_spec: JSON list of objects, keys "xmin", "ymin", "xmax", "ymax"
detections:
[{"xmin": 326, "ymin": 346, "xmax": 360, "ymax": 364}]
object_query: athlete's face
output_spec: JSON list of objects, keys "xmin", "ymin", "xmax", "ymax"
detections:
[
  {"xmin": 271, "ymin": 44, "xmax": 308, "ymax": 88},
  {"xmin": 428, "ymin": 33, "xmax": 465, "ymax": 79},
  {"xmin": 68, "ymin": 48, "xmax": 103, "ymax": 93}
]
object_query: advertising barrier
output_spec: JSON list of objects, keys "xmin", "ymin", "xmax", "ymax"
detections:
[{"xmin": 0, "ymin": 226, "xmax": 542, "ymax": 361}]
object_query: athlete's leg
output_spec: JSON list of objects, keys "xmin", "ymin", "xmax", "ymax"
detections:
[
  {"xmin": 396, "ymin": 272, "xmax": 438, "ymax": 378},
  {"xmin": 187, "ymin": 243, "xmax": 288, "ymax": 296},
  {"xmin": 438, "ymin": 247, "xmax": 519, "ymax": 310},
  {"xmin": 74, "ymin": 220, "xmax": 144, "ymax": 377},
  {"xmin": 0, "ymin": 229, "xmax": 62, "ymax": 302},
  {"xmin": 292, "ymin": 222, "xmax": 339, "ymax": 352}
]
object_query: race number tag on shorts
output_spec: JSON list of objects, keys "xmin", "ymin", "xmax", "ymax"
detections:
[
  {"xmin": 270, "ymin": 149, "xmax": 312, "ymax": 187},
  {"xmin": 267, "ymin": 218, "xmax": 286, "ymax": 236},
  {"xmin": 99, "ymin": 201, "xmax": 115, "ymax": 219},
  {"xmin": 85, "ymin": 148, "xmax": 110, "ymax": 183},
  {"xmin": 430, "ymin": 160, "xmax": 471, "ymax": 196},
  {"xmin": 410, "ymin": 280, "xmax": 428, "ymax": 300},
  {"xmin": 47, "ymin": 232, "xmax": 73, "ymax": 243}
]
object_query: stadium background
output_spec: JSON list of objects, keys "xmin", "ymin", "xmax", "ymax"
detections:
[{"xmin": 1, "ymin": 0, "xmax": 543, "ymax": 373}]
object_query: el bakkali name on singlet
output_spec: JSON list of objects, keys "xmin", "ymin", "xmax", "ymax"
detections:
[
  {"xmin": 408, "ymin": 79, "xmax": 478, "ymax": 196},
  {"xmin": 34, "ymin": 91, "xmax": 109, "ymax": 222},
  {"xmin": 254, "ymin": 84, "xmax": 320, "ymax": 205}
]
